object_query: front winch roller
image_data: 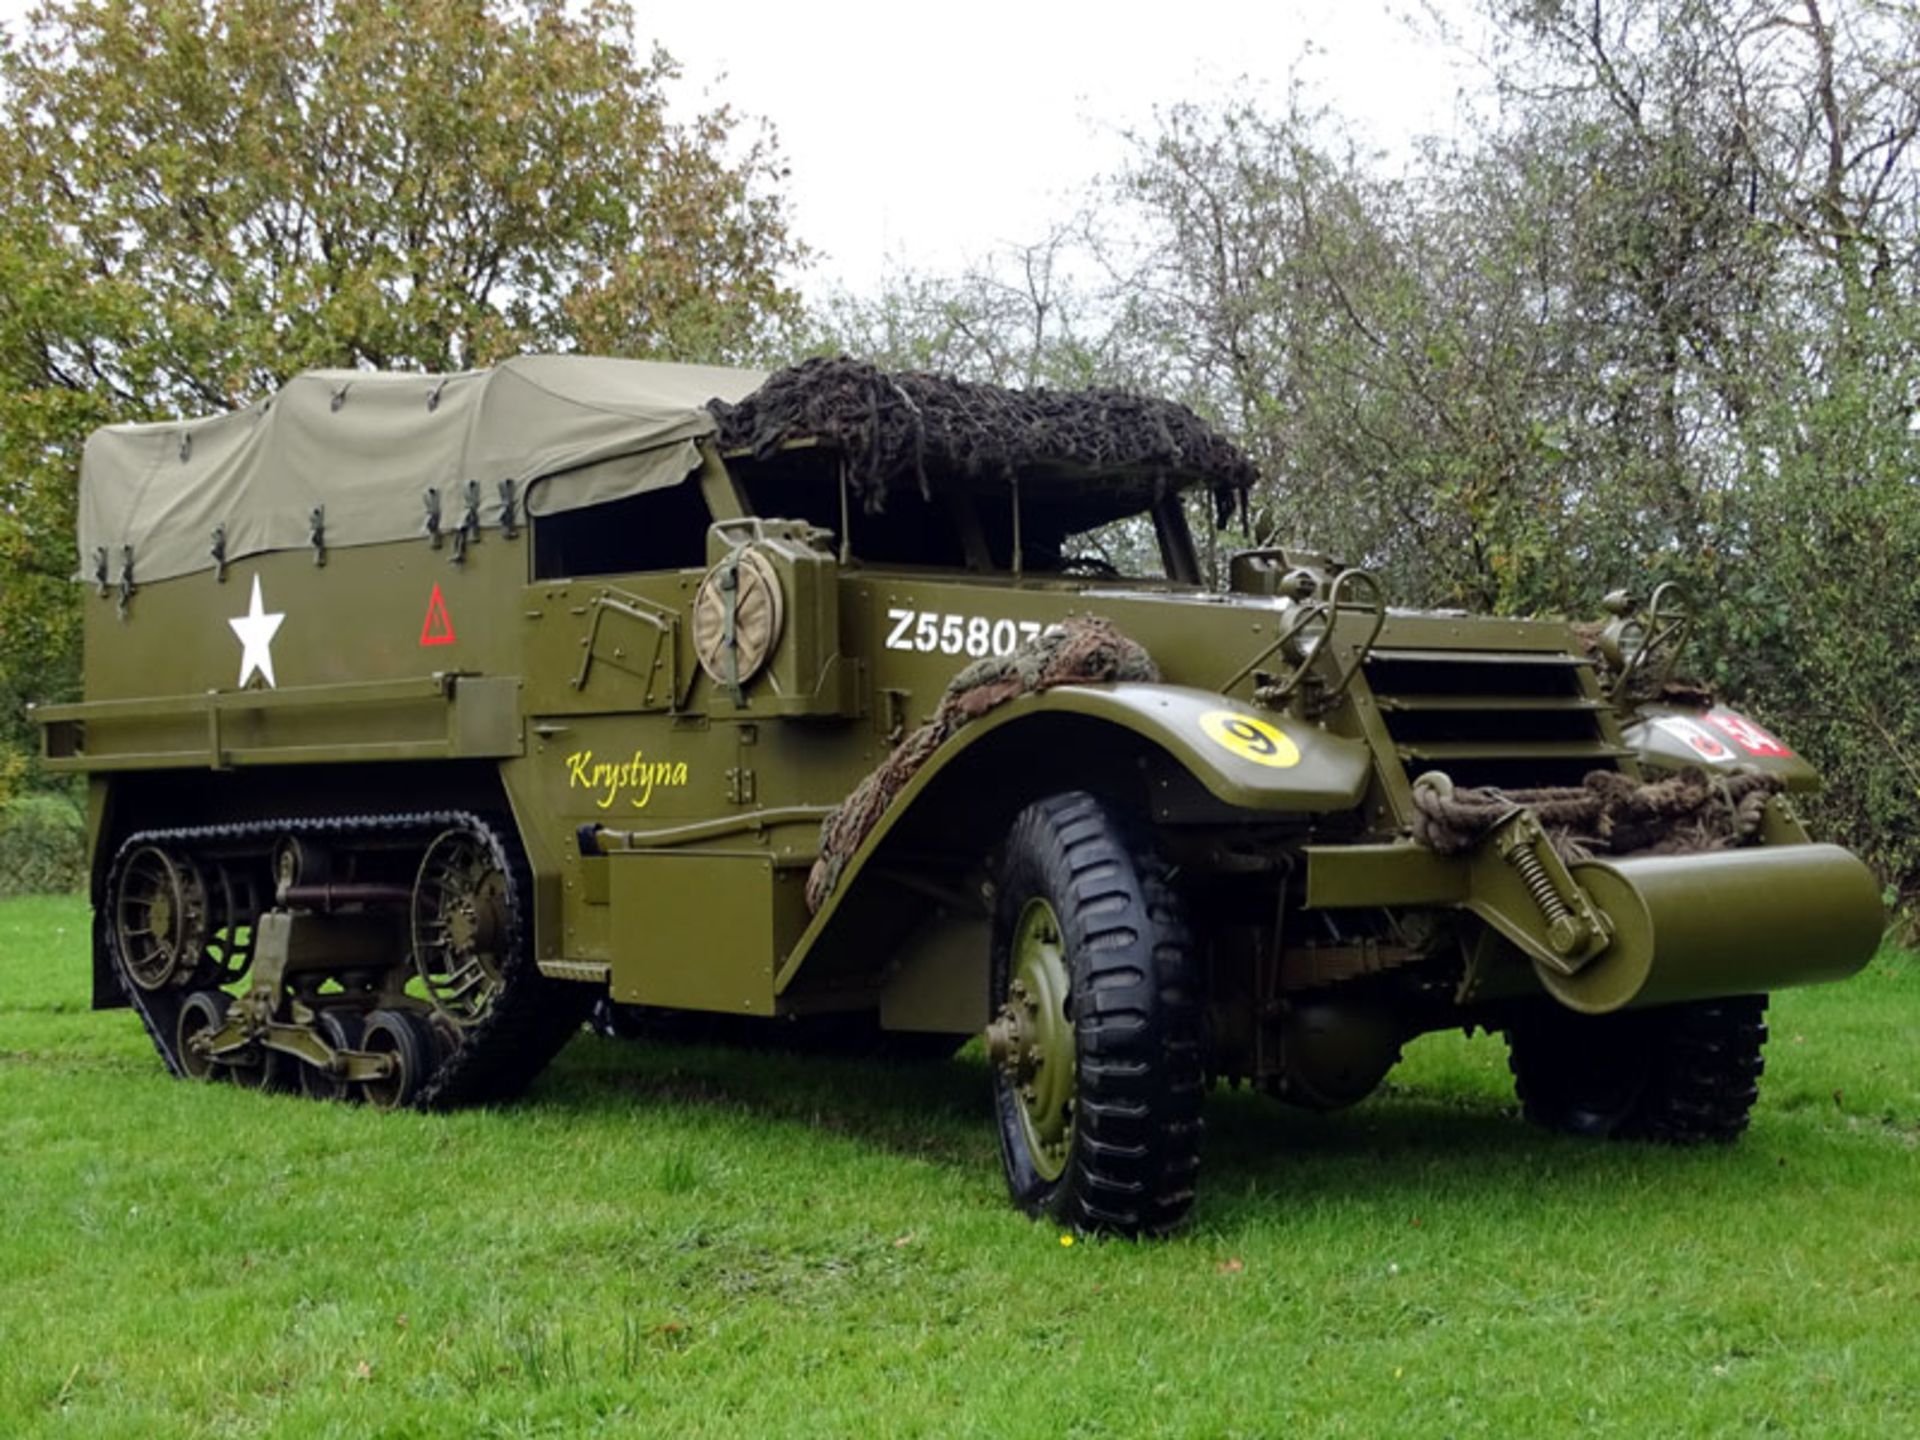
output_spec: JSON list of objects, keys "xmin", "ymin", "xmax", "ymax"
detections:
[{"xmin": 1541, "ymin": 843, "xmax": 1884, "ymax": 1014}]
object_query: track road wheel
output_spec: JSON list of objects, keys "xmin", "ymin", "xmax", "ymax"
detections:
[
  {"xmin": 1505, "ymin": 994, "xmax": 1768, "ymax": 1144},
  {"xmin": 227, "ymin": 1042, "xmax": 292, "ymax": 1093},
  {"xmin": 300, "ymin": 1010, "xmax": 366, "ymax": 1103},
  {"xmin": 359, "ymin": 1009, "xmax": 437, "ymax": 1111},
  {"xmin": 986, "ymin": 792, "xmax": 1203, "ymax": 1236},
  {"xmin": 176, "ymin": 991, "xmax": 232, "ymax": 1082}
]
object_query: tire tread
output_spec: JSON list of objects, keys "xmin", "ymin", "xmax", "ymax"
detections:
[
  {"xmin": 1506, "ymin": 995, "xmax": 1768, "ymax": 1145},
  {"xmin": 992, "ymin": 790, "xmax": 1204, "ymax": 1237}
]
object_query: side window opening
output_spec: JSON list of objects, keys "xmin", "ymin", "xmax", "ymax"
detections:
[
  {"xmin": 727, "ymin": 447, "xmax": 1194, "ymax": 581},
  {"xmin": 972, "ymin": 493, "xmax": 1175, "ymax": 580},
  {"xmin": 531, "ymin": 480, "xmax": 713, "ymax": 579},
  {"xmin": 733, "ymin": 450, "xmax": 973, "ymax": 569}
]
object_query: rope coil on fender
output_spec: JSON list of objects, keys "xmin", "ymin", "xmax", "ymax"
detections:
[{"xmin": 805, "ymin": 617, "xmax": 1158, "ymax": 913}]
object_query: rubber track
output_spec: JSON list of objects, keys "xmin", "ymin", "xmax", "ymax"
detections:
[
  {"xmin": 1010, "ymin": 792, "xmax": 1206, "ymax": 1236},
  {"xmin": 1506, "ymin": 994, "xmax": 1768, "ymax": 1144},
  {"xmin": 103, "ymin": 811, "xmax": 588, "ymax": 1111}
]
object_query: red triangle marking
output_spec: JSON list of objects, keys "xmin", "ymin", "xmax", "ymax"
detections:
[{"xmin": 420, "ymin": 584, "xmax": 457, "ymax": 646}]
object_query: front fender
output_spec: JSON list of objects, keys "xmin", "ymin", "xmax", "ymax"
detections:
[
  {"xmin": 998, "ymin": 683, "xmax": 1371, "ymax": 813},
  {"xmin": 1624, "ymin": 704, "xmax": 1820, "ymax": 791},
  {"xmin": 773, "ymin": 683, "xmax": 1369, "ymax": 997}
]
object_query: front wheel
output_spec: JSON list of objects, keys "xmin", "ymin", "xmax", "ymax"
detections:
[
  {"xmin": 1504, "ymin": 995, "xmax": 1768, "ymax": 1144},
  {"xmin": 986, "ymin": 792, "xmax": 1203, "ymax": 1236}
]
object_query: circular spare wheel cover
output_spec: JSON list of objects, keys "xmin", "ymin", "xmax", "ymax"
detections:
[{"xmin": 693, "ymin": 547, "xmax": 786, "ymax": 689}]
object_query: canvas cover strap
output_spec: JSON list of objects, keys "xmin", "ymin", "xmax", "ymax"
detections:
[{"xmin": 76, "ymin": 355, "xmax": 767, "ymax": 582}]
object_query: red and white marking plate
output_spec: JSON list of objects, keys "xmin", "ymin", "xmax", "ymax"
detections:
[
  {"xmin": 1652, "ymin": 715, "xmax": 1735, "ymax": 762},
  {"xmin": 1703, "ymin": 707, "xmax": 1792, "ymax": 758}
]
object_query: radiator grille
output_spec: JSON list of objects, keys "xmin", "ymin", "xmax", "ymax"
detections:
[{"xmin": 1362, "ymin": 648, "xmax": 1628, "ymax": 788}]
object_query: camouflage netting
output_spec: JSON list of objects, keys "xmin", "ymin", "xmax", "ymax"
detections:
[
  {"xmin": 806, "ymin": 617, "xmax": 1158, "ymax": 914},
  {"xmin": 1411, "ymin": 767, "xmax": 1785, "ymax": 862},
  {"xmin": 709, "ymin": 356, "xmax": 1258, "ymax": 523}
]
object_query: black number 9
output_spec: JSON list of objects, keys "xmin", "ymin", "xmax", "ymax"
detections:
[{"xmin": 1225, "ymin": 718, "xmax": 1276, "ymax": 756}]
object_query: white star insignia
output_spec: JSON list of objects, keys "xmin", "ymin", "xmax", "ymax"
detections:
[{"xmin": 228, "ymin": 574, "xmax": 285, "ymax": 688}]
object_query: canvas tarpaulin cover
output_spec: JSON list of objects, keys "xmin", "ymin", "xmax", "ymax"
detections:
[{"xmin": 77, "ymin": 355, "xmax": 767, "ymax": 582}]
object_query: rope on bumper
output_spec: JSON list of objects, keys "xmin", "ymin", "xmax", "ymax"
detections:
[{"xmin": 1410, "ymin": 766, "xmax": 1784, "ymax": 861}]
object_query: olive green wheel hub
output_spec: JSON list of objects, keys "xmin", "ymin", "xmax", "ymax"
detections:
[{"xmin": 986, "ymin": 897, "xmax": 1076, "ymax": 1182}]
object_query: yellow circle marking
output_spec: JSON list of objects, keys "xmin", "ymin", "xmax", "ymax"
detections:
[{"xmin": 1200, "ymin": 710, "xmax": 1301, "ymax": 768}]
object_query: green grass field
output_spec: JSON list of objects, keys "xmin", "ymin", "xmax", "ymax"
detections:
[{"xmin": 2, "ymin": 893, "xmax": 1916, "ymax": 1438}]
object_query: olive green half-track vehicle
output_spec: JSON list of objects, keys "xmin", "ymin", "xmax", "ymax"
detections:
[{"xmin": 33, "ymin": 356, "xmax": 1884, "ymax": 1235}]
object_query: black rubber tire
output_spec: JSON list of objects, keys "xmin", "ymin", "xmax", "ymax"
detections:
[
  {"xmin": 990, "ymin": 791, "xmax": 1204, "ymax": 1236},
  {"xmin": 176, "ymin": 990, "xmax": 231, "ymax": 1082},
  {"xmin": 228, "ymin": 1042, "xmax": 293, "ymax": 1093},
  {"xmin": 359, "ymin": 1009, "xmax": 437, "ymax": 1111},
  {"xmin": 301, "ymin": 1009, "xmax": 366, "ymax": 1103},
  {"xmin": 1505, "ymin": 994, "xmax": 1768, "ymax": 1143}
]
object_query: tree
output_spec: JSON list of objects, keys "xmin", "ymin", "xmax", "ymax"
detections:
[
  {"xmin": 808, "ymin": 226, "xmax": 1119, "ymax": 391},
  {"xmin": 1472, "ymin": 0, "xmax": 1920, "ymax": 897},
  {"xmin": 1097, "ymin": 2, "xmax": 1920, "ymax": 899},
  {"xmin": 1099, "ymin": 96, "xmax": 1584, "ymax": 607},
  {"xmin": 0, "ymin": 0, "xmax": 803, "ymax": 766}
]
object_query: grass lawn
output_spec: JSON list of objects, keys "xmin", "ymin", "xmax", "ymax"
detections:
[{"xmin": 1, "ymin": 891, "xmax": 1916, "ymax": 1438}]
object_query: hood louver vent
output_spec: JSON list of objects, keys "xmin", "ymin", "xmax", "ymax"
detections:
[{"xmin": 1363, "ymin": 648, "xmax": 1629, "ymax": 788}]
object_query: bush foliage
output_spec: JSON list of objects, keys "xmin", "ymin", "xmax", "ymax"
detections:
[{"xmin": 0, "ymin": 794, "xmax": 86, "ymax": 897}]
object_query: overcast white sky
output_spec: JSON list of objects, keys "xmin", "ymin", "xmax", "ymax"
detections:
[
  {"xmin": 650, "ymin": 0, "xmax": 1483, "ymax": 297},
  {"xmin": 0, "ymin": 0, "xmax": 1485, "ymax": 302}
]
